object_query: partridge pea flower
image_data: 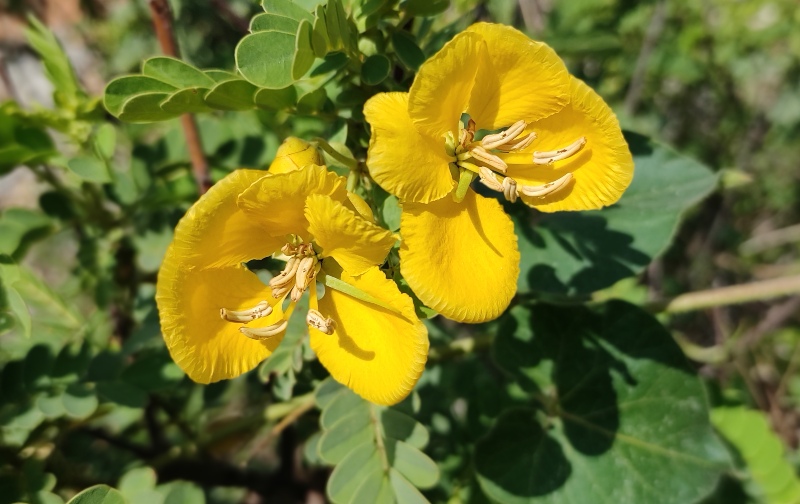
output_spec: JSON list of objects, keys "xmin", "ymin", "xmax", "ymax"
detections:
[
  {"xmin": 364, "ymin": 22, "xmax": 633, "ymax": 323},
  {"xmin": 156, "ymin": 162, "xmax": 428, "ymax": 406}
]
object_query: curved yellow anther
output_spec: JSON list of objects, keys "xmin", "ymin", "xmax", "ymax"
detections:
[
  {"xmin": 519, "ymin": 173, "xmax": 574, "ymax": 198},
  {"xmin": 533, "ymin": 137, "xmax": 586, "ymax": 165},
  {"xmin": 307, "ymin": 309, "xmax": 336, "ymax": 335},
  {"xmin": 239, "ymin": 320, "xmax": 288, "ymax": 340},
  {"xmin": 220, "ymin": 300, "xmax": 273, "ymax": 323}
]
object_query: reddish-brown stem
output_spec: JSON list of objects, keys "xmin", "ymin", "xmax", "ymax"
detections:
[{"xmin": 148, "ymin": 0, "xmax": 211, "ymax": 194}]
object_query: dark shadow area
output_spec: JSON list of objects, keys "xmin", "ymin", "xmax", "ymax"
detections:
[
  {"xmin": 493, "ymin": 300, "xmax": 696, "ymax": 469},
  {"xmin": 474, "ymin": 409, "xmax": 572, "ymax": 497},
  {"xmin": 511, "ymin": 208, "xmax": 652, "ymax": 295}
]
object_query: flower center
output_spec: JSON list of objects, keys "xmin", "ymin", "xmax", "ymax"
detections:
[
  {"xmin": 219, "ymin": 238, "xmax": 335, "ymax": 340},
  {"xmin": 445, "ymin": 118, "xmax": 586, "ymax": 203}
]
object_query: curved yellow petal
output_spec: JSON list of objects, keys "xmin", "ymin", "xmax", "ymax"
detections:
[
  {"xmin": 408, "ymin": 31, "xmax": 483, "ymax": 139},
  {"xmin": 268, "ymin": 137, "xmax": 324, "ymax": 174},
  {"xmin": 305, "ymin": 194, "xmax": 395, "ymax": 276},
  {"xmin": 364, "ymin": 92, "xmax": 455, "ymax": 204},
  {"xmin": 156, "ymin": 262, "xmax": 283, "ymax": 383},
  {"xmin": 400, "ymin": 190, "xmax": 519, "ymax": 323},
  {"xmin": 237, "ymin": 164, "xmax": 348, "ymax": 239},
  {"xmin": 170, "ymin": 169, "xmax": 283, "ymax": 269},
  {"xmin": 466, "ymin": 23, "xmax": 570, "ymax": 130},
  {"xmin": 502, "ymin": 77, "xmax": 634, "ymax": 212},
  {"xmin": 310, "ymin": 267, "xmax": 428, "ymax": 406}
]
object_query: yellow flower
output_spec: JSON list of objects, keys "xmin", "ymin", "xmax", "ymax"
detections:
[
  {"xmin": 268, "ymin": 136, "xmax": 324, "ymax": 174},
  {"xmin": 364, "ymin": 23, "xmax": 633, "ymax": 323},
  {"xmin": 156, "ymin": 163, "xmax": 428, "ymax": 406}
]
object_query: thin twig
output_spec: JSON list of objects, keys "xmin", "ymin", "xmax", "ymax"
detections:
[
  {"xmin": 210, "ymin": 0, "xmax": 250, "ymax": 33},
  {"xmin": 148, "ymin": 0, "xmax": 211, "ymax": 194},
  {"xmin": 624, "ymin": 0, "xmax": 667, "ymax": 115},
  {"xmin": 652, "ymin": 275, "xmax": 800, "ymax": 314},
  {"xmin": 242, "ymin": 394, "xmax": 316, "ymax": 461}
]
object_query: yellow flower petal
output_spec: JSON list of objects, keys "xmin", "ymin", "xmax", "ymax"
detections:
[
  {"xmin": 310, "ymin": 267, "xmax": 428, "ymax": 406},
  {"xmin": 502, "ymin": 77, "xmax": 634, "ymax": 212},
  {"xmin": 364, "ymin": 92, "xmax": 455, "ymax": 203},
  {"xmin": 466, "ymin": 23, "xmax": 570, "ymax": 130},
  {"xmin": 156, "ymin": 262, "xmax": 283, "ymax": 383},
  {"xmin": 400, "ymin": 190, "xmax": 519, "ymax": 323},
  {"xmin": 237, "ymin": 164, "xmax": 348, "ymax": 239},
  {"xmin": 408, "ymin": 31, "xmax": 483, "ymax": 139},
  {"xmin": 170, "ymin": 169, "xmax": 283, "ymax": 268},
  {"xmin": 305, "ymin": 194, "xmax": 396, "ymax": 276}
]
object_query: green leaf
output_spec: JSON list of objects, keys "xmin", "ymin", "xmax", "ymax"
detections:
[
  {"xmin": 97, "ymin": 381, "xmax": 148, "ymax": 408},
  {"xmin": 204, "ymin": 70, "xmax": 238, "ymax": 82},
  {"xmin": 67, "ymin": 156, "xmax": 111, "ymax": 183},
  {"xmin": 118, "ymin": 93, "xmax": 180, "ymax": 123},
  {"xmin": 250, "ymin": 12, "xmax": 300, "ymax": 34},
  {"xmin": 93, "ymin": 124, "xmax": 116, "ymax": 160},
  {"xmin": 388, "ymin": 440, "xmax": 438, "ymax": 489},
  {"xmin": 121, "ymin": 352, "xmax": 184, "ymax": 391},
  {"xmin": 361, "ymin": 54, "xmax": 390, "ymax": 85},
  {"xmin": 66, "ymin": 485, "xmax": 126, "ymax": 504},
  {"xmin": 316, "ymin": 379, "xmax": 436, "ymax": 503},
  {"xmin": 312, "ymin": 5, "xmax": 330, "ymax": 57},
  {"xmin": 391, "ymin": 31, "xmax": 425, "ymax": 71},
  {"xmin": 161, "ymin": 88, "xmax": 213, "ymax": 114},
  {"xmin": 514, "ymin": 131, "xmax": 718, "ymax": 296},
  {"xmin": 119, "ymin": 467, "xmax": 162, "ymax": 504},
  {"xmin": 160, "ymin": 481, "xmax": 206, "ymax": 504},
  {"xmin": 254, "ymin": 86, "xmax": 298, "ymax": 110},
  {"xmin": 236, "ymin": 31, "xmax": 298, "ymax": 89},
  {"xmin": 327, "ymin": 443, "xmax": 383, "ymax": 503},
  {"xmin": 380, "ymin": 195, "xmax": 401, "ymax": 232},
  {"xmin": 62, "ymin": 383, "xmax": 98, "ymax": 419},
  {"xmin": 25, "ymin": 16, "xmax": 82, "ymax": 107},
  {"xmin": 262, "ymin": 0, "xmax": 314, "ymax": 23},
  {"xmin": 388, "ymin": 469, "xmax": 430, "ymax": 504},
  {"xmin": 401, "ymin": 0, "xmax": 449, "ymax": 16},
  {"xmin": 711, "ymin": 407, "xmax": 800, "ymax": 504},
  {"xmin": 204, "ymin": 79, "xmax": 258, "ymax": 110},
  {"xmin": 324, "ymin": 0, "xmax": 342, "ymax": 51},
  {"xmin": 319, "ymin": 409, "xmax": 373, "ymax": 463},
  {"xmin": 104, "ymin": 76, "xmax": 177, "ymax": 116},
  {"xmin": 380, "ymin": 408, "xmax": 428, "ymax": 449},
  {"xmin": 293, "ymin": 20, "xmax": 316, "ymax": 80},
  {"xmin": 0, "ymin": 208, "xmax": 52, "ymax": 257},
  {"xmin": 142, "ymin": 57, "xmax": 216, "ymax": 88},
  {"xmin": 481, "ymin": 301, "xmax": 731, "ymax": 504},
  {"xmin": 296, "ymin": 87, "xmax": 328, "ymax": 113}
]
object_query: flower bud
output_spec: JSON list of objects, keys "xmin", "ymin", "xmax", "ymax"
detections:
[{"xmin": 268, "ymin": 137, "xmax": 323, "ymax": 174}]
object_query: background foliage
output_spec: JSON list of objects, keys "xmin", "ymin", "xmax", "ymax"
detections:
[{"xmin": 1, "ymin": 0, "xmax": 799, "ymax": 503}]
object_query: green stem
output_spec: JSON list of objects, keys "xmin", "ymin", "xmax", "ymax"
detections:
[
  {"xmin": 646, "ymin": 274, "xmax": 800, "ymax": 313},
  {"xmin": 313, "ymin": 137, "xmax": 359, "ymax": 170}
]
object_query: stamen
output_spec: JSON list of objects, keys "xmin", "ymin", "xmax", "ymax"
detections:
[
  {"xmin": 306, "ymin": 309, "xmax": 336, "ymax": 335},
  {"xmin": 470, "ymin": 146, "xmax": 508, "ymax": 173},
  {"xmin": 477, "ymin": 166, "xmax": 503, "ymax": 192},
  {"xmin": 496, "ymin": 132, "xmax": 536, "ymax": 152},
  {"xmin": 269, "ymin": 257, "xmax": 300, "ymax": 289},
  {"xmin": 519, "ymin": 173, "xmax": 573, "ymax": 198},
  {"xmin": 220, "ymin": 301, "xmax": 272, "ymax": 323},
  {"xmin": 481, "ymin": 120, "xmax": 528, "ymax": 150},
  {"xmin": 239, "ymin": 320, "xmax": 288, "ymax": 340},
  {"xmin": 295, "ymin": 257, "xmax": 319, "ymax": 291},
  {"xmin": 533, "ymin": 137, "xmax": 586, "ymax": 165},
  {"xmin": 502, "ymin": 177, "xmax": 518, "ymax": 203}
]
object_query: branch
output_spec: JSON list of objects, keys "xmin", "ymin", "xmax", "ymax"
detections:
[
  {"xmin": 650, "ymin": 275, "xmax": 800, "ymax": 314},
  {"xmin": 148, "ymin": 0, "xmax": 211, "ymax": 194}
]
